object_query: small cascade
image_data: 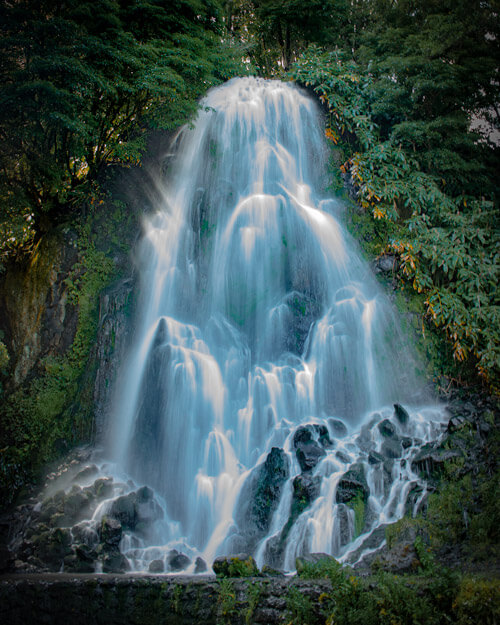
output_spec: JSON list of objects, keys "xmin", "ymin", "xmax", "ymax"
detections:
[{"xmin": 19, "ymin": 77, "xmax": 446, "ymax": 575}]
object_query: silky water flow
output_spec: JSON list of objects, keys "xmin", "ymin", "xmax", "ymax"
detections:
[{"xmin": 68, "ymin": 77, "xmax": 447, "ymax": 573}]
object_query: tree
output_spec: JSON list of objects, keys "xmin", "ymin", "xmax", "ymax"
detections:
[{"xmin": 0, "ymin": 0, "xmax": 243, "ymax": 256}]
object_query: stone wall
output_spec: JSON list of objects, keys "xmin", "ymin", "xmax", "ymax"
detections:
[{"xmin": 0, "ymin": 574, "xmax": 329, "ymax": 625}]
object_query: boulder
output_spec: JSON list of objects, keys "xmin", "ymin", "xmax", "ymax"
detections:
[
  {"xmin": 234, "ymin": 447, "xmax": 289, "ymax": 549},
  {"xmin": 194, "ymin": 557, "xmax": 207, "ymax": 573},
  {"xmin": 99, "ymin": 517, "xmax": 122, "ymax": 548},
  {"xmin": 378, "ymin": 419, "xmax": 396, "ymax": 438},
  {"xmin": 108, "ymin": 486, "xmax": 162, "ymax": 532},
  {"xmin": 368, "ymin": 450, "xmax": 384, "ymax": 465},
  {"xmin": 167, "ymin": 550, "xmax": 191, "ymax": 572},
  {"xmin": 293, "ymin": 427, "xmax": 326, "ymax": 472},
  {"xmin": 213, "ymin": 554, "xmax": 260, "ymax": 578},
  {"xmin": 328, "ymin": 418, "xmax": 348, "ymax": 438},
  {"xmin": 394, "ymin": 403, "xmax": 410, "ymax": 424},
  {"xmin": 335, "ymin": 463, "xmax": 369, "ymax": 504},
  {"xmin": 149, "ymin": 559, "xmax": 164, "ymax": 573},
  {"xmin": 381, "ymin": 438, "xmax": 402, "ymax": 459},
  {"xmin": 292, "ymin": 474, "xmax": 321, "ymax": 512}
]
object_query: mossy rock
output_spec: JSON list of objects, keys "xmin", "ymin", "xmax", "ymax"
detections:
[{"xmin": 213, "ymin": 553, "xmax": 260, "ymax": 578}]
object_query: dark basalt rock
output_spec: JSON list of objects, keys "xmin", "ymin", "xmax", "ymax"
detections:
[
  {"xmin": 293, "ymin": 474, "xmax": 321, "ymax": 508},
  {"xmin": 194, "ymin": 556, "xmax": 207, "ymax": 573},
  {"xmin": 381, "ymin": 438, "xmax": 403, "ymax": 459},
  {"xmin": 328, "ymin": 418, "xmax": 348, "ymax": 438},
  {"xmin": 336, "ymin": 450, "xmax": 352, "ymax": 464},
  {"xmin": 293, "ymin": 426, "xmax": 327, "ymax": 472},
  {"xmin": 401, "ymin": 436, "xmax": 413, "ymax": 449},
  {"xmin": 233, "ymin": 447, "xmax": 290, "ymax": 552},
  {"xmin": 148, "ymin": 559, "xmax": 164, "ymax": 573},
  {"xmin": 378, "ymin": 419, "xmax": 396, "ymax": 438},
  {"xmin": 411, "ymin": 444, "xmax": 462, "ymax": 477},
  {"xmin": 336, "ymin": 463, "xmax": 369, "ymax": 504},
  {"xmin": 296, "ymin": 441, "xmax": 326, "ymax": 472},
  {"xmin": 394, "ymin": 403, "xmax": 410, "ymax": 424},
  {"xmin": 368, "ymin": 450, "xmax": 384, "ymax": 465},
  {"xmin": 99, "ymin": 517, "xmax": 122, "ymax": 548},
  {"xmin": 167, "ymin": 550, "xmax": 191, "ymax": 572},
  {"xmin": 108, "ymin": 486, "xmax": 162, "ymax": 533}
]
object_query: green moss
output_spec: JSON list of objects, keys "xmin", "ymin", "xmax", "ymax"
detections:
[{"xmin": 349, "ymin": 491, "xmax": 366, "ymax": 538}]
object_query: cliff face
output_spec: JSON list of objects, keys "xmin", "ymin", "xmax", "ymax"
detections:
[{"xmin": 0, "ymin": 232, "xmax": 79, "ymax": 390}]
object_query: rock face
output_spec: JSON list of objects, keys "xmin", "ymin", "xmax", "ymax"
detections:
[
  {"xmin": 92, "ymin": 278, "xmax": 135, "ymax": 439},
  {"xmin": 0, "ymin": 232, "xmax": 79, "ymax": 389},
  {"xmin": 335, "ymin": 463, "xmax": 369, "ymax": 505},
  {"xmin": 293, "ymin": 425, "xmax": 330, "ymax": 473},
  {"xmin": 233, "ymin": 448, "xmax": 290, "ymax": 552}
]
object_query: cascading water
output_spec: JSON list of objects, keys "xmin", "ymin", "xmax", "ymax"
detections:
[{"xmin": 95, "ymin": 76, "xmax": 445, "ymax": 573}]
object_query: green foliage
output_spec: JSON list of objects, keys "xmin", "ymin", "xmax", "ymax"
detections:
[
  {"xmin": 0, "ymin": 0, "xmax": 245, "ymax": 254},
  {"xmin": 286, "ymin": 585, "xmax": 318, "ymax": 625},
  {"xmin": 244, "ymin": 581, "xmax": 262, "ymax": 625},
  {"xmin": 453, "ymin": 577, "xmax": 500, "ymax": 625},
  {"xmin": 290, "ymin": 1, "xmax": 500, "ymax": 391},
  {"xmin": 348, "ymin": 490, "xmax": 365, "ymax": 537},
  {"xmin": 217, "ymin": 578, "xmax": 237, "ymax": 625}
]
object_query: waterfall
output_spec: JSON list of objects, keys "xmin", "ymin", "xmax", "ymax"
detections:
[{"xmin": 105, "ymin": 77, "xmax": 443, "ymax": 572}]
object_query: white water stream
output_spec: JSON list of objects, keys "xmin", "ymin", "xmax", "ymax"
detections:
[{"xmin": 101, "ymin": 77, "xmax": 445, "ymax": 572}]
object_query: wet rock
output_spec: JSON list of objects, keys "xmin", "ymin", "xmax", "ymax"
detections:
[
  {"xmin": 194, "ymin": 557, "xmax": 207, "ymax": 573},
  {"xmin": 64, "ymin": 544, "xmax": 96, "ymax": 573},
  {"xmin": 234, "ymin": 447, "xmax": 289, "ymax": 551},
  {"xmin": 405, "ymin": 483, "xmax": 427, "ymax": 516},
  {"xmin": 394, "ymin": 403, "xmax": 410, "ymax": 424},
  {"xmin": 328, "ymin": 418, "xmax": 348, "ymax": 438},
  {"xmin": 378, "ymin": 419, "xmax": 396, "ymax": 438},
  {"xmin": 74, "ymin": 465, "xmax": 99, "ymax": 483},
  {"xmin": 411, "ymin": 445, "xmax": 462, "ymax": 477},
  {"xmin": 31, "ymin": 527, "xmax": 73, "ymax": 570},
  {"xmin": 401, "ymin": 436, "xmax": 413, "ymax": 449},
  {"xmin": 101, "ymin": 551, "xmax": 129, "ymax": 573},
  {"xmin": 381, "ymin": 438, "xmax": 402, "ymax": 459},
  {"xmin": 149, "ymin": 559, "xmax": 164, "ymax": 573},
  {"xmin": 283, "ymin": 291, "xmax": 322, "ymax": 355},
  {"xmin": 293, "ymin": 474, "xmax": 321, "ymax": 507},
  {"xmin": 294, "ymin": 427, "xmax": 326, "ymax": 472},
  {"xmin": 99, "ymin": 517, "xmax": 122, "ymax": 548},
  {"xmin": 108, "ymin": 486, "xmax": 162, "ymax": 532},
  {"xmin": 91, "ymin": 477, "xmax": 114, "ymax": 499},
  {"xmin": 213, "ymin": 553, "xmax": 260, "ymax": 577},
  {"xmin": 167, "ymin": 550, "xmax": 191, "ymax": 572},
  {"xmin": 355, "ymin": 424, "xmax": 375, "ymax": 452},
  {"xmin": 336, "ymin": 463, "xmax": 369, "ymax": 504},
  {"xmin": 368, "ymin": 450, "xmax": 384, "ymax": 465},
  {"xmin": 314, "ymin": 424, "xmax": 333, "ymax": 448},
  {"xmin": 336, "ymin": 450, "xmax": 352, "ymax": 464}
]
